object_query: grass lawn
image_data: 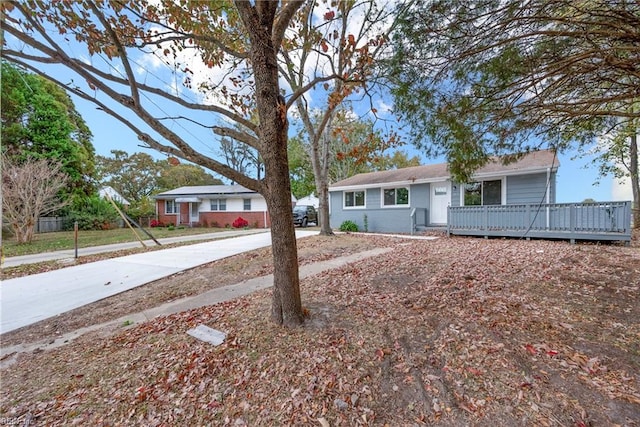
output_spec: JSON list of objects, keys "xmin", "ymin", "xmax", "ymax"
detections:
[{"xmin": 1, "ymin": 226, "xmax": 233, "ymax": 257}]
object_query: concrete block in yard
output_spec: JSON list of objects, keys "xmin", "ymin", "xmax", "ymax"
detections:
[{"xmin": 187, "ymin": 324, "xmax": 226, "ymax": 346}]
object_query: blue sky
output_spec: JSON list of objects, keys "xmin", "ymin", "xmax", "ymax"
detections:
[{"xmin": 75, "ymin": 94, "xmax": 614, "ymax": 204}]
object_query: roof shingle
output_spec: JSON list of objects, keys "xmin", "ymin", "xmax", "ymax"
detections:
[{"xmin": 330, "ymin": 150, "xmax": 559, "ymax": 188}]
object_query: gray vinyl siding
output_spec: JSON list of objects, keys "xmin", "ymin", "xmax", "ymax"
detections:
[
  {"xmin": 450, "ymin": 172, "xmax": 556, "ymax": 207},
  {"xmin": 329, "ymin": 172, "xmax": 557, "ymax": 232},
  {"xmin": 506, "ymin": 172, "xmax": 555, "ymax": 204},
  {"xmin": 329, "ymin": 184, "xmax": 429, "ymax": 233},
  {"xmin": 412, "ymin": 184, "xmax": 430, "ymax": 209}
]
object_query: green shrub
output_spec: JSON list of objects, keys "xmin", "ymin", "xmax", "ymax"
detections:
[
  {"xmin": 64, "ymin": 195, "xmax": 120, "ymax": 230},
  {"xmin": 339, "ymin": 220, "xmax": 358, "ymax": 232},
  {"xmin": 127, "ymin": 196, "xmax": 156, "ymax": 223}
]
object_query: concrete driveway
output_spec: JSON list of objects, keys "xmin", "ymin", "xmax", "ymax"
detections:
[{"xmin": 0, "ymin": 230, "xmax": 318, "ymax": 334}]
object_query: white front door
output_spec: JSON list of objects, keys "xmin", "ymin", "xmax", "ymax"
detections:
[
  {"xmin": 430, "ymin": 181, "xmax": 451, "ymax": 225},
  {"xmin": 189, "ymin": 202, "xmax": 199, "ymax": 223}
]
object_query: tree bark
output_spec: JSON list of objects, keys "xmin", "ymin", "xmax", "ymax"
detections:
[
  {"xmin": 311, "ymin": 135, "xmax": 334, "ymax": 236},
  {"xmin": 236, "ymin": 1, "xmax": 304, "ymax": 326},
  {"xmin": 317, "ymin": 178, "xmax": 333, "ymax": 235},
  {"xmin": 630, "ymin": 132, "xmax": 639, "ymax": 228}
]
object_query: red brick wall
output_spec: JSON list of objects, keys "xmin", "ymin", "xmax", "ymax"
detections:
[{"xmin": 156, "ymin": 200, "xmax": 180, "ymax": 226}]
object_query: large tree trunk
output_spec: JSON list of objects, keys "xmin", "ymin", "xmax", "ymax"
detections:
[
  {"xmin": 630, "ymin": 132, "xmax": 639, "ymax": 228},
  {"xmin": 316, "ymin": 178, "xmax": 333, "ymax": 235},
  {"xmin": 264, "ymin": 182, "xmax": 303, "ymax": 326},
  {"xmin": 312, "ymin": 139, "xmax": 334, "ymax": 236},
  {"xmin": 310, "ymin": 121, "xmax": 335, "ymax": 236},
  {"xmin": 238, "ymin": 1, "xmax": 304, "ymax": 326}
]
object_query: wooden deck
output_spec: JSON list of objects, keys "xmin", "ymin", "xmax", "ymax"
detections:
[{"xmin": 447, "ymin": 201, "xmax": 632, "ymax": 244}]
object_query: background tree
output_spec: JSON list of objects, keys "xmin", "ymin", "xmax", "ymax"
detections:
[
  {"xmin": 279, "ymin": 0, "xmax": 407, "ymax": 235},
  {"xmin": 374, "ymin": 150, "xmax": 421, "ymax": 171},
  {"xmin": 288, "ymin": 112, "xmax": 419, "ymax": 197},
  {"xmin": 1, "ymin": 61, "xmax": 96, "ymax": 200},
  {"xmin": 157, "ymin": 162, "xmax": 223, "ymax": 193},
  {"xmin": 288, "ymin": 136, "xmax": 316, "ymax": 199},
  {"xmin": 388, "ymin": 0, "xmax": 640, "ymax": 195},
  {"xmin": 588, "ymin": 119, "xmax": 639, "ymax": 225},
  {"xmin": 96, "ymin": 150, "xmax": 164, "ymax": 203},
  {"xmin": 327, "ymin": 110, "xmax": 402, "ymax": 182},
  {"xmin": 2, "ymin": 0, "xmax": 309, "ymax": 326},
  {"xmin": 1, "ymin": 155, "xmax": 68, "ymax": 243},
  {"xmin": 218, "ymin": 134, "xmax": 263, "ymax": 183}
]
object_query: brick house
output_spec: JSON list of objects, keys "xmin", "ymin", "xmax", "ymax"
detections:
[{"xmin": 154, "ymin": 185, "xmax": 273, "ymax": 228}]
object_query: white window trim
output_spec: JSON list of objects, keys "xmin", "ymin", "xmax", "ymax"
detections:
[
  {"xmin": 210, "ymin": 198, "xmax": 227, "ymax": 211},
  {"xmin": 459, "ymin": 176, "xmax": 506, "ymax": 206},
  {"xmin": 165, "ymin": 200, "xmax": 179, "ymax": 214},
  {"xmin": 343, "ymin": 190, "xmax": 366, "ymax": 209},
  {"xmin": 380, "ymin": 186, "xmax": 410, "ymax": 208}
]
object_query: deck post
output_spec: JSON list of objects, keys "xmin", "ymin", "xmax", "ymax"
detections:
[
  {"xmin": 623, "ymin": 201, "xmax": 632, "ymax": 233},
  {"xmin": 569, "ymin": 203, "xmax": 576, "ymax": 234},
  {"xmin": 483, "ymin": 206, "xmax": 489, "ymax": 238}
]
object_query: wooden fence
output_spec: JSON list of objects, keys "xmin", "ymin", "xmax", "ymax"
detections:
[{"xmin": 37, "ymin": 217, "xmax": 65, "ymax": 233}]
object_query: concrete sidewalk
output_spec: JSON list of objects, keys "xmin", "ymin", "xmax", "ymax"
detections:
[
  {"xmin": 0, "ymin": 246, "xmax": 393, "ymax": 367},
  {"xmin": 0, "ymin": 230, "xmax": 318, "ymax": 334},
  {"xmin": 1, "ymin": 228, "xmax": 267, "ymax": 268}
]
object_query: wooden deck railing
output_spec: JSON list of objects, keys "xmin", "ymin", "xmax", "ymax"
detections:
[
  {"xmin": 447, "ymin": 201, "xmax": 632, "ymax": 243},
  {"xmin": 410, "ymin": 208, "xmax": 428, "ymax": 235}
]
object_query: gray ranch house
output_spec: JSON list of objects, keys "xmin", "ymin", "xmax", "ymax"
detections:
[{"xmin": 329, "ymin": 150, "xmax": 632, "ymax": 243}]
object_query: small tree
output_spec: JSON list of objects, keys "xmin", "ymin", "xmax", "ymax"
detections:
[{"xmin": 2, "ymin": 155, "xmax": 68, "ymax": 243}]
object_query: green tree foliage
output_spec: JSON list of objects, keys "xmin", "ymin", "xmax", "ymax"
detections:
[
  {"xmin": 374, "ymin": 150, "xmax": 421, "ymax": 171},
  {"xmin": 157, "ymin": 162, "xmax": 223, "ymax": 193},
  {"xmin": 64, "ymin": 195, "xmax": 120, "ymax": 231},
  {"xmin": 586, "ymin": 118, "xmax": 639, "ymax": 225},
  {"xmin": 328, "ymin": 111, "xmax": 403, "ymax": 182},
  {"xmin": 287, "ymin": 136, "xmax": 316, "ymax": 199},
  {"xmin": 97, "ymin": 151, "xmax": 224, "ymax": 203},
  {"xmin": 126, "ymin": 196, "xmax": 156, "ymax": 224},
  {"xmin": 96, "ymin": 150, "xmax": 165, "ymax": 203},
  {"xmin": 0, "ymin": 61, "xmax": 96, "ymax": 199},
  {"xmin": 388, "ymin": 0, "xmax": 639, "ymax": 184}
]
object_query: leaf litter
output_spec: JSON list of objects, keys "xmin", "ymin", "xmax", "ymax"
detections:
[{"xmin": 1, "ymin": 234, "xmax": 638, "ymax": 426}]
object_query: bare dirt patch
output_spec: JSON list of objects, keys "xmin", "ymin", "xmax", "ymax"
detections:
[{"xmin": 1, "ymin": 234, "xmax": 639, "ymax": 426}]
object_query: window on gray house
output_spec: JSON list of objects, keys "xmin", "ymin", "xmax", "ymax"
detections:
[
  {"xmin": 243, "ymin": 198, "xmax": 251, "ymax": 211},
  {"xmin": 464, "ymin": 180, "xmax": 502, "ymax": 205},
  {"xmin": 344, "ymin": 190, "xmax": 365, "ymax": 208},
  {"xmin": 383, "ymin": 187, "xmax": 409, "ymax": 206}
]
